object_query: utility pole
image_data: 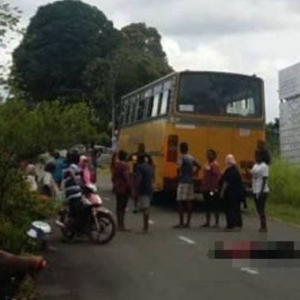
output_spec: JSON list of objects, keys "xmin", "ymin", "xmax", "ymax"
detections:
[{"xmin": 110, "ymin": 67, "xmax": 117, "ymax": 150}]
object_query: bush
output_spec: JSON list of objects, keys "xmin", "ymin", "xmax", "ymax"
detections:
[
  {"xmin": 0, "ymin": 100, "xmax": 101, "ymax": 254},
  {"xmin": 0, "ymin": 165, "xmax": 56, "ymax": 254},
  {"xmin": 269, "ymin": 158, "xmax": 300, "ymax": 206}
]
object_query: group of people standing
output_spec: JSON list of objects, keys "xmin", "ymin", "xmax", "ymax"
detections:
[
  {"xmin": 175, "ymin": 140, "xmax": 270, "ymax": 232},
  {"xmin": 113, "ymin": 140, "xmax": 270, "ymax": 234},
  {"xmin": 24, "ymin": 148, "xmax": 98, "ymax": 203},
  {"xmin": 112, "ymin": 144, "xmax": 154, "ymax": 233}
]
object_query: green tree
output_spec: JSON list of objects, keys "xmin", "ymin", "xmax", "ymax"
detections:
[
  {"xmin": 0, "ymin": 1, "xmax": 21, "ymax": 97},
  {"xmin": 83, "ymin": 23, "xmax": 173, "ymax": 130},
  {"xmin": 0, "ymin": 100, "xmax": 100, "ymax": 160},
  {"xmin": 0, "ymin": 100, "xmax": 100, "ymax": 253},
  {"xmin": 12, "ymin": 0, "xmax": 121, "ymax": 104},
  {"xmin": 121, "ymin": 23, "xmax": 171, "ymax": 68}
]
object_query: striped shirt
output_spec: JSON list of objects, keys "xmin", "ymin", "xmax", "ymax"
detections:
[{"xmin": 63, "ymin": 164, "xmax": 82, "ymax": 203}]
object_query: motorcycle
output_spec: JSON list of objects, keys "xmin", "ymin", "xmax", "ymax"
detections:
[{"xmin": 57, "ymin": 184, "xmax": 116, "ymax": 245}]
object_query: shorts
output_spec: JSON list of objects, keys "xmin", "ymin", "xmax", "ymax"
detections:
[
  {"xmin": 177, "ymin": 183, "xmax": 194, "ymax": 201},
  {"xmin": 116, "ymin": 193, "xmax": 129, "ymax": 212},
  {"xmin": 138, "ymin": 196, "xmax": 151, "ymax": 210}
]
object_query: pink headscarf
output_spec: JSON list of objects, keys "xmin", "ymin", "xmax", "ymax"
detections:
[
  {"xmin": 79, "ymin": 155, "xmax": 91, "ymax": 185},
  {"xmin": 225, "ymin": 154, "xmax": 236, "ymax": 167}
]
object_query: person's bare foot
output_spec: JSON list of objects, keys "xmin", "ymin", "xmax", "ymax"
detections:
[
  {"xmin": 173, "ymin": 224, "xmax": 185, "ymax": 229},
  {"xmin": 200, "ymin": 223, "xmax": 210, "ymax": 228}
]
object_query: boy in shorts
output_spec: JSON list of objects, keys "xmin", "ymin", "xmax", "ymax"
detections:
[
  {"xmin": 135, "ymin": 155, "xmax": 154, "ymax": 233},
  {"xmin": 174, "ymin": 142, "xmax": 201, "ymax": 228}
]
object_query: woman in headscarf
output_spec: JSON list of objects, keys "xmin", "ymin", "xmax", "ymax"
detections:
[
  {"xmin": 78, "ymin": 155, "xmax": 92, "ymax": 186},
  {"xmin": 220, "ymin": 154, "xmax": 245, "ymax": 230},
  {"xmin": 25, "ymin": 164, "xmax": 38, "ymax": 192}
]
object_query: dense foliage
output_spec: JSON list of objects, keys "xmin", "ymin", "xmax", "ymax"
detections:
[
  {"xmin": 269, "ymin": 157, "xmax": 300, "ymax": 207},
  {"xmin": 12, "ymin": 0, "xmax": 121, "ymax": 105},
  {"xmin": 0, "ymin": 100, "xmax": 99, "ymax": 253},
  {"xmin": 12, "ymin": 1, "xmax": 173, "ymax": 126}
]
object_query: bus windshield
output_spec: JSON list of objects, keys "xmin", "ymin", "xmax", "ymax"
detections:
[{"xmin": 178, "ymin": 73, "xmax": 263, "ymax": 118}]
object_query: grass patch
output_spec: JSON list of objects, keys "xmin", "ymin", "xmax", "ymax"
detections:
[
  {"xmin": 97, "ymin": 166, "xmax": 111, "ymax": 178},
  {"xmin": 269, "ymin": 158, "xmax": 300, "ymax": 206},
  {"xmin": 247, "ymin": 199, "xmax": 300, "ymax": 227},
  {"xmin": 243, "ymin": 157, "xmax": 300, "ymax": 227}
]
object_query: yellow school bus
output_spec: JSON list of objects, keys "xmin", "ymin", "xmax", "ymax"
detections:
[{"xmin": 117, "ymin": 71, "xmax": 265, "ymax": 193}]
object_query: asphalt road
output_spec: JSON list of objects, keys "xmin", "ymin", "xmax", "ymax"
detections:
[{"xmin": 38, "ymin": 177, "xmax": 300, "ymax": 300}]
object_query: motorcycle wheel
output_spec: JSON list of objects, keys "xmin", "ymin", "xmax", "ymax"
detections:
[{"xmin": 89, "ymin": 212, "xmax": 116, "ymax": 245}]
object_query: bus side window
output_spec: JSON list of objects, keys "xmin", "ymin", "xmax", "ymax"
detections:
[
  {"xmin": 133, "ymin": 98, "xmax": 139, "ymax": 123},
  {"xmin": 157, "ymin": 92, "xmax": 164, "ymax": 115},
  {"xmin": 137, "ymin": 98, "xmax": 145, "ymax": 121},
  {"xmin": 160, "ymin": 81, "xmax": 172, "ymax": 115},
  {"xmin": 152, "ymin": 85, "xmax": 163, "ymax": 117},
  {"xmin": 123, "ymin": 101, "xmax": 128, "ymax": 125},
  {"xmin": 151, "ymin": 94, "xmax": 160, "ymax": 117},
  {"xmin": 160, "ymin": 89, "xmax": 171, "ymax": 115},
  {"xmin": 129, "ymin": 98, "xmax": 137, "ymax": 123},
  {"xmin": 147, "ymin": 96, "xmax": 154, "ymax": 118}
]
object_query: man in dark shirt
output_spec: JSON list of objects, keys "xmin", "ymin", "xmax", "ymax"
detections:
[
  {"xmin": 174, "ymin": 142, "xmax": 201, "ymax": 228},
  {"xmin": 135, "ymin": 155, "xmax": 154, "ymax": 233},
  {"xmin": 128, "ymin": 143, "xmax": 153, "ymax": 169},
  {"xmin": 201, "ymin": 149, "xmax": 221, "ymax": 227},
  {"xmin": 128, "ymin": 143, "xmax": 153, "ymax": 213},
  {"xmin": 112, "ymin": 151, "xmax": 132, "ymax": 231}
]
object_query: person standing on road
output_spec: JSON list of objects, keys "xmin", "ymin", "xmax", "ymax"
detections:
[
  {"xmin": 220, "ymin": 154, "xmax": 244, "ymax": 231},
  {"xmin": 25, "ymin": 164, "xmax": 38, "ymax": 192},
  {"xmin": 201, "ymin": 149, "xmax": 221, "ymax": 228},
  {"xmin": 41, "ymin": 162, "xmax": 60, "ymax": 199},
  {"xmin": 135, "ymin": 155, "xmax": 154, "ymax": 233},
  {"xmin": 251, "ymin": 151, "xmax": 270, "ymax": 232},
  {"xmin": 128, "ymin": 143, "xmax": 153, "ymax": 167},
  {"xmin": 128, "ymin": 143, "xmax": 153, "ymax": 213},
  {"xmin": 174, "ymin": 142, "xmax": 201, "ymax": 229},
  {"xmin": 112, "ymin": 150, "xmax": 132, "ymax": 231},
  {"xmin": 52, "ymin": 151, "xmax": 65, "ymax": 188}
]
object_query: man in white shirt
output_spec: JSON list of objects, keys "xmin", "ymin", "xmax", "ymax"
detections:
[{"xmin": 251, "ymin": 151, "xmax": 270, "ymax": 232}]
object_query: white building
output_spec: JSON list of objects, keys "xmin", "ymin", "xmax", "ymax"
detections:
[{"xmin": 279, "ymin": 62, "xmax": 300, "ymax": 166}]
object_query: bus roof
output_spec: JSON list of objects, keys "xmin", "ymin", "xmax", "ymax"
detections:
[
  {"xmin": 121, "ymin": 70, "xmax": 263, "ymax": 100},
  {"xmin": 121, "ymin": 71, "xmax": 177, "ymax": 100}
]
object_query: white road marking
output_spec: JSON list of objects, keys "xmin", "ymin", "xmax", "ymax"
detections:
[
  {"xmin": 240, "ymin": 267, "xmax": 259, "ymax": 275},
  {"xmin": 149, "ymin": 219, "xmax": 155, "ymax": 225},
  {"xmin": 178, "ymin": 236, "xmax": 196, "ymax": 245}
]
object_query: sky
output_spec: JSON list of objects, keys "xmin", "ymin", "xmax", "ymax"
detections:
[{"xmin": 5, "ymin": 0, "xmax": 300, "ymax": 121}]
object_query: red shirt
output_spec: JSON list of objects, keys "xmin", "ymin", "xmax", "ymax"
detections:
[
  {"xmin": 202, "ymin": 160, "xmax": 221, "ymax": 192},
  {"xmin": 112, "ymin": 161, "xmax": 131, "ymax": 195}
]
